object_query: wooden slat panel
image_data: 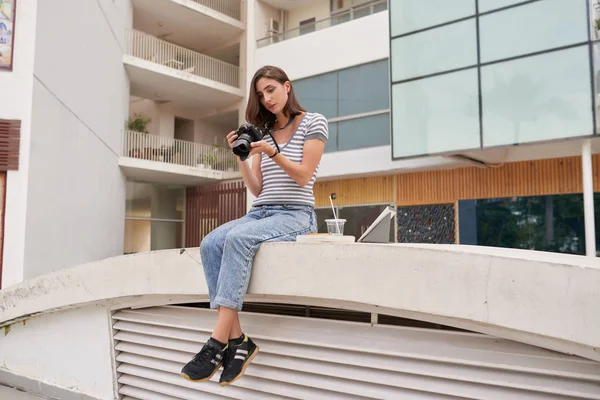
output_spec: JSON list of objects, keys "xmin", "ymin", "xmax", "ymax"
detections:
[
  {"xmin": 185, "ymin": 181, "xmax": 246, "ymax": 247},
  {"xmin": 314, "ymin": 175, "xmax": 395, "ymax": 207},
  {"xmin": 396, "ymin": 156, "xmax": 600, "ymax": 206},
  {"xmin": 0, "ymin": 119, "xmax": 20, "ymax": 171}
]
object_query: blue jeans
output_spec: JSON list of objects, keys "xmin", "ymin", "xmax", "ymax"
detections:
[{"xmin": 200, "ymin": 204, "xmax": 317, "ymax": 310}]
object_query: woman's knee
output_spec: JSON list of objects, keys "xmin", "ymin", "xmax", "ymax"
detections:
[
  {"xmin": 200, "ymin": 229, "xmax": 222, "ymax": 256},
  {"xmin": 223, "ymin": 226, "xmax": 253, "ymax": 250}
]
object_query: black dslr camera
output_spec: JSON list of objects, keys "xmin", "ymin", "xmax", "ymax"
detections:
[{"xmin": 232, "ymin": 123, "xmax": 266, "ymax": 161}]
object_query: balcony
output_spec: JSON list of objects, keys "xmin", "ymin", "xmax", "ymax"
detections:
[
  {"xmin": 124, "ymin": 29, "xmax": 244, "ymax": 111},
  {"xmin": 119, "ymin": 130, "xmax": 241, "ymax": 185},
  {"xmin": 257, "ymin": 0, "xmax": 387, "ymax": 48},
  {"xmin": 132, "ymin": 0, "xmax": 243, "ymax": 37}
]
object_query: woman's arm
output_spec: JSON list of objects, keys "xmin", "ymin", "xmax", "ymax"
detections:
[
  {"xmin": 249, "ymin": 114, "xmax": 328, "ymax": 187},
  {"xmin": 237, "ymin": 156, "xmax": 262, "ymax": 197},
  {"xmin": 268, "ymin": 139, "xmax": 325, "ymax": 187}
]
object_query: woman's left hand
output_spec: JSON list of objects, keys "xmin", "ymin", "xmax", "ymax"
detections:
[{"xmin": 249, "ymin": 140, "xmax": 276, "ymax": 157}]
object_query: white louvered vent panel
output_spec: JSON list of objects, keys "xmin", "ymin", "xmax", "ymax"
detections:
[
  {"xmin": 118, "ymin": 381, "xmax": 183, "ymax": 400},
  {"xmin": 112, "ymin": 306, "xmax": 600, "ymax": 400}
]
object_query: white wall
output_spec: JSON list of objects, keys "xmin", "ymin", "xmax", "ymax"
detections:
[
  {"xmin": 0, "ymin": 0, "xmax": 38, "ymax": 288},
  {"xmin": 255, "ymin": 10, "xmax": 389, "ymax": 80},
  {"xmin": 318, "ymin": 145, "xmax": 459, "ymax": 180},
  {"xmin": 129, "ymin": 97, "xmax": 159, "ymax": 134},
  {"xmin": 21, "ymin": 0, "xmax": 132, "ymax": 280},
  {"xmin": 0, "ymin": 305, "xmax": 115, "ymax": 399},
  {"xmin": 256, "ymin": 1, "xmax": 280, "ymax": 39},
  {"xmin": 287, "ymin": 1, "xmax": 330, "ymax": 31}
]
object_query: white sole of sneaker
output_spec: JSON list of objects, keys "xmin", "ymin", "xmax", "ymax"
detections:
[{"xmin": 219, "ymin": 346, "xmax": 260, "ymax": 387}]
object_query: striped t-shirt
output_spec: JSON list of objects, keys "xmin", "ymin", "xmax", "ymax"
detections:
[{"xmin": 252, "ymin": 112, "xmax": 328, "ymax": 208}]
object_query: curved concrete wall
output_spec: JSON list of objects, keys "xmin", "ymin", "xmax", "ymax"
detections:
[{"xmin": 0, "ymin": 243, "xmax": 599, "ymax": 362}]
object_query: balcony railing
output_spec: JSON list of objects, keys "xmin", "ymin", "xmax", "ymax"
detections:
[
  {"xmin": 257, "ymin": 0, "xmax": 387, "ymax": 48},
  {"xmin": 122, "ymin": 130, "xmax": 239, "ymax": 172},
  {"xmin": 126, "ymin": 29, "xmax": 240, "ymax": 88},
  {"xmin": 190, "ymin": 0, "xmax": 241, "ymax": 20}
]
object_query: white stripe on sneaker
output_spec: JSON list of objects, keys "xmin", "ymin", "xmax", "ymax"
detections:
[{"xmin": 234, "ymin": 355, "xmax": 246, "ymax": 361}]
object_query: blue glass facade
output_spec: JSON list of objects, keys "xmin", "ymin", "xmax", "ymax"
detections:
[
  {"xmin": 293, "ymin": 59, "xmax": 390, "ymax": 153},
  {"xmin": 389, "ymin": 0, "xmax": 596, "ymax": 159}
]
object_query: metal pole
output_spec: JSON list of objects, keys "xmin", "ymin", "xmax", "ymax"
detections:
[{"xmin": 582, "ymin": 139, "xmax": 596, "ymax": 257}]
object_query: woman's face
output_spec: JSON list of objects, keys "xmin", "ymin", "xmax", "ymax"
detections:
[{"xmin": 255, "ymin": 77, "xmax": 290, "ymax": 115}]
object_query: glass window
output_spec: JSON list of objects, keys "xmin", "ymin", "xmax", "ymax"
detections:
[
  {"xmin": 591, "ymin": 0, "xmax": 600, "ymax": 41},
  {"xmin": 458, "ymin": 195, "xmax": 586, "ymax": 255},
  {"xmin": 338, "ymin": 204, "xmax": 396, "ymax": 242},
  {"xmin": 481, "ymin": 45, "xmax": 593, "ymax": 147},
  {"xmin": 390, "ymin": 19, "xmax": 477, "ymax": 82},
  {"xmin": 126, "ymin": 182, "xmax": 151, "ymax": 218},
  {"xmin": 392, "ymin": 68, "xmax": 480, "ymax": 158},
  {"xmin": 338, "ymin": 59, "xmax": 389, "ymax": 116},
  {"xmin": 338, "ymin": 113, "xmax": 390, "ymax": 151},
  {"xmin": 478, "ymin": 0, "xmax": 532, "ymax": 13},
  {"xmin": 373, "ymin": 1, "xmax": 387, "ymax": 13},
  {"xmin": 353, "ymin": 5, "xmax": 371, "ymax": 19},
  {"xmin": 294, "ymin": 72, "xmax": 338, "ymax": 119},
  {"xmin": 299, "ymin": 18, "xmax": 316, "ymax": 35},
  {"xmin": 593, "ymin": 42, "xmax": 600, "ymax": 131},
  {"xmin": 325, "ymin": 122, "xmax": 338, "ymax": 153},
  {"xmin": 390, "ymin": 0, "xmax": 475, "ymax": 37},
  {"xmin": 479, "ymin": 0, "xmax": 588, "ymax": 63}
]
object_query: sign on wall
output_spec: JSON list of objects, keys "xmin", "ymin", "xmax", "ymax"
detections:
[{"xmin": 0, "ymin": 0, "xmax": 16, "ymax": 70}]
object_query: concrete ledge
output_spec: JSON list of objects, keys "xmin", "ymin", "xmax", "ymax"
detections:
[
  {"xmin": 0, "ymin": 369, "xmax": 99, "ymax": 400},
  {"xmin": 0, "ymin": 243, "xmax": 599, "ymax": 361}
]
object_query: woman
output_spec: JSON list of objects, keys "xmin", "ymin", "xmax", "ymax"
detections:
[{"xmin": 181, "ymin": 65, "xmax": 328, "ymax": 386}]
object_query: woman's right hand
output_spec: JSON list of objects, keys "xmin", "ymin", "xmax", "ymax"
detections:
[{"xmin": 226, "ymin": 131, "xmax": 238, "ymax": 149}]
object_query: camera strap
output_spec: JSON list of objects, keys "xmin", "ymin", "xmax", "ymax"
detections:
[{"xmin": 267, "ymin": 113, "xmax": 296, "ymax": 157}]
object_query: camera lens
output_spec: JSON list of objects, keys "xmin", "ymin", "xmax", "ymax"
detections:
[{"xmin": 232, "ymin": 137, "xmax": 252, "ymax": 161}]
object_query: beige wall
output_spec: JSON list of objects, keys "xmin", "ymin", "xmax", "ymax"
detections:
[
  {"xmin": 128, "ymin": 97, "xmax": 233, "ymax": 147},
  {"xmin": 256, "ymin": 1, "xmax": 281, "ymax": 39},
  {"xmin": 124, "ymin": 220, "xmax": 150, "ymax": 254},
  {"xmin": 287, "ymin": 1, "xmax": 330, "ymax": 31}
]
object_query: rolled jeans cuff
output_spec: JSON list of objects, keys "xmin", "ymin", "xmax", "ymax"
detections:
[{"xmin": 212, "ymin": 296, "xmax": 243, "ymax": 311}]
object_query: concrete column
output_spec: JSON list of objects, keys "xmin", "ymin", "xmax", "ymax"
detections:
[
  {"xmin": 239, "ymin": 0, "xmax": 256, "ymax": 212},
  {"xmin": 582, "ymin": 139, "xmax": 596, "ymax": 257}
]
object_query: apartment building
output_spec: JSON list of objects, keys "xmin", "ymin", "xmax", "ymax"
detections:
[
  {"xmin": 0, "ymin": 0, "xmax": 249, "ymax": 289},
  {"xmin": 2, "ymin": 0, "xmax": 600, "ymax": 285}
]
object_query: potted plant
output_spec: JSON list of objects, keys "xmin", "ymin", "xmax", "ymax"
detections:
[
  {"xmin": 197, "ymin": 153, "xmax": 217, "ymax": 170},
  {"xmin": 225, "ymin": 156, "xmax": 236, "ymax": 172},
  {"xmin": 126, "ymin": 113, "xmax": 152, "ymax": 133}
]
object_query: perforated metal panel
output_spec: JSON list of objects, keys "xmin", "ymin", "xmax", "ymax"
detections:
[{"xmin": 112, "ymin": 306, "xmax": 600, "ymax": 399}]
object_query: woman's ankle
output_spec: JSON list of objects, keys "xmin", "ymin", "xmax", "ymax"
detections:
[{"xmin": 229, "ymin": 333, "xmax": 244, "ymax": 346}]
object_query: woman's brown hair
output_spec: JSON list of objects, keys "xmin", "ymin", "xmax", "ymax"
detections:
[{"xmin": 245, "ymin": 65, "xmax": 306, "ymax": 129}]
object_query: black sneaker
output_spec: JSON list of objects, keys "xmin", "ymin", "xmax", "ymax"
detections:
[
  {"xmin": 181, "ymin": 338, "xmax": 228, "ymax": 382},
  {"xmin": 219, "ymin": 334, "xmax": 259, "ymax": 386}
]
